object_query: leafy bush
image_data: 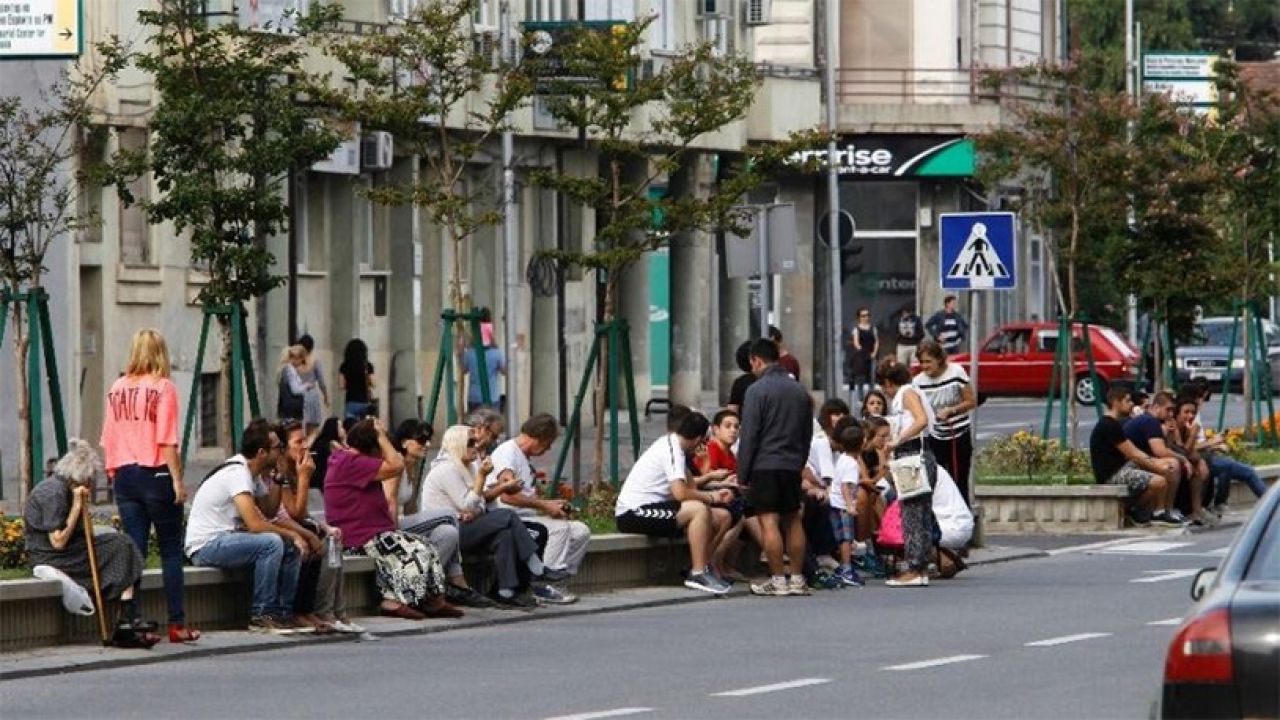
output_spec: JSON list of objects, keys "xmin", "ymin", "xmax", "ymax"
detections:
[{"xmin": 976, "ymin": 431, "xmax": 1090, "ymax": 480}]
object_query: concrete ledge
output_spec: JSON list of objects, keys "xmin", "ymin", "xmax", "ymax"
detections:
[
  {"xmin": 977, "ymin": 485, "xmax": 1129, "ymax": 498},
  {"xmin": 0, "ymin": 533, "xmax": 688, "ymax": 653},
  {"xmin": 977, "ymin": 484, "xmax": 1129, "ymax": 534}
]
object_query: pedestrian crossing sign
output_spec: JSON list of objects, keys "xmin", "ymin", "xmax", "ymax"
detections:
[{"xmin": 939, "ymin": 212, "xmax": 1017, "ymax": 291}]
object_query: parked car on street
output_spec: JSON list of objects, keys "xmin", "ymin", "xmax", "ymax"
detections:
[
  {"xmin": 946, "ymin": 322, "xmax": 1140, "ymax": 405},
  {"xmin": 1157, "ymin": 483, "xmax": 1280, "ymax": 719},
  {"xmin": 1175, "ymin": 316, "xmax": 1280, "ymax": 394}
]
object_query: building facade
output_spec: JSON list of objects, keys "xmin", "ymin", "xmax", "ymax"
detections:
[{"xmin": 0, "ymin": 0, "xmax": 823, "ymax": 483}]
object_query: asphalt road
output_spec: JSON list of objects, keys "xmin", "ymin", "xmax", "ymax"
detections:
[{"xmin": 0, "ymin": 526, "xmax": 1239, "ymax": 720}]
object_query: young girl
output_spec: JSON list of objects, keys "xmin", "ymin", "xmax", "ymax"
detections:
[
  {"xmin": 857, "ymin": 416, "xmax": 891, "ymax": 541},
  {"xmin": 860, "ymin": 390, "xmax": 888, "ymax": 420},
  {"xmin": 830, "ymin": 421, "xmax": 866, "ymax": 587}
]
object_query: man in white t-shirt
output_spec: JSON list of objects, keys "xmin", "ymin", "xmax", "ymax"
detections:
[
  {"xmin": 185, "ymin": 420, "xmax": 310, "ymax": 633},
  {"xmin": 485, "ymin": 413, "xmax": 588, "ymax": 605},
  {"xmin": 616, "ymin": 412, "xmax": 737, "ymax": 595}
]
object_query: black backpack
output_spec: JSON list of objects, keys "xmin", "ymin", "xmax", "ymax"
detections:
[{"xmin": 277, "ymin": 373, "xmax": 304, "ymax": 420}]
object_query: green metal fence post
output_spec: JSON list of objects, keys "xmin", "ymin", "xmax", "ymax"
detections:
[
  {"xmin": 35, "ymin": 289, "xmax": 67, "ymax": 456},
  {"xmin": 1058, "ymin": 314, "xmax": 1069, "ymax": 447},
  {"xmin": 606, "ymin": 321, "xmax": 621, "ymax": 484},
  {"xmin": 1042, "ymin": 317, "xmax": 1062, "ymax": 441},
  {"xmin": 26, "ymin": 292, "xmax": 43, "ymax": 484},
  {"xmin": 425, "ymin": 312, "xmax": 452, "ymax": 425},
  {"xmin": 237, "ymin": 305, "xmax": 260, "ymax": 419},
  {"xmin": 1217, "ymin": 305, "xmax": 1240, "ymax": 433},
  {"xmin": 0, "ymin": 290, "xmax": 10, "ymax": 349},
  {"xmin": 443, "ymin": 316, "xmax": 458, "ymax": 426},
  {"xmin": 552, "ymin": 329, "xmax": 602, "ymax": 488},
  {"xmin": 181, "ymin": 311, "xmax": 212, "ymax": 466},
  {"xmin": 618, "ymin": 318, "xmax": 641, "ymax": 462},
  {"xmin": 1079, "ymin": 316, "xmax": 1105, "ymax": 420},
  {"xmin": 466, "ymin": 310, "xmax": 492, "ymax": 408},
  {"xmin": 230, "ymin": 305, "xmax": 245, "ymax": 442},
  {"xmin": 1252, "ymin": 305, "xmax": 1278, "ymax": 447}
]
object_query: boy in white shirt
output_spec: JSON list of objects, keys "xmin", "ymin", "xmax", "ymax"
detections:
[{"xmin": 829, "ymin": 422, "xmax": 866, "ymax": 587}]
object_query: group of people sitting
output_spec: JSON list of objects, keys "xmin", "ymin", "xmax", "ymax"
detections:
[
  {"xmin": 1090, "ymin": 380, "xmax": 1268, "ymax": 527},
  {"xmin": 27, "ymin": 408, "xmax": 593, "ymax": 641},
  {"xmin": 614, "ymin": 338, "xmax": 975, "ymax": 596}
]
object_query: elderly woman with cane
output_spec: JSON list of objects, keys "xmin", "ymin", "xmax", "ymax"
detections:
[{"xmin": 24, "ymin": 440, "xmax": 160, "ymax": 647}]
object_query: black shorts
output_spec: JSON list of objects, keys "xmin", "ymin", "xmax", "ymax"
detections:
[
  {"xmin": 746, "ymin": 469, "xmax": 804, "ymax": 515},
  {"xmin": 616, "ymin": 500, "xmax": 683, "ymax": 538}
]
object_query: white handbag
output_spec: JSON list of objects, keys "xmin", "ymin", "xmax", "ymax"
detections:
[{"xmin": 889, "ymin": 454, "xmax": 932, "ymax": 500}]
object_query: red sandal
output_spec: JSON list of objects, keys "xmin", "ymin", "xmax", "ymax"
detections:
[{"xmin": 168, "ymin": 623, "xmax": 202, "ymax": 643}]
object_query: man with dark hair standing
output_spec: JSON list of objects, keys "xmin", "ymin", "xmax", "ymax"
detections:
[
  {"xmin": 738, "ymin": 339, "xmax": 815, "ymax": 597},
  {"xmin": 926, "ymin": 295, "xmax": 969, "ymax": 356}
]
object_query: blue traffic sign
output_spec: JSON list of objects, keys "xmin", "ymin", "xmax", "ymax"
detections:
[{"xmin": 939, "ymin": 212, "xmax": 1017, "ymax": 291}]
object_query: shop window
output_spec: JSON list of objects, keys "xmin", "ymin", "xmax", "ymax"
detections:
[{"xmin": 843, "ymin": 181, "xmax": 917, "ymax": 232}]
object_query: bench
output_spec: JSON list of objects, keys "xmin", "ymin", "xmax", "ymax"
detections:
[{"xmin": 0, "ymin": 533, "xmax": 690, "ymax": 653}]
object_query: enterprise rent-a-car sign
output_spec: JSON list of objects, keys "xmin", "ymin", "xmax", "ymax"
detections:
[{"xmin": 789, "ymin": 135, "xmax": 976, "ymax": 178}]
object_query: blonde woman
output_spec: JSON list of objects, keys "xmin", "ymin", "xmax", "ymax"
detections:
[
  {"xmin": 100, "ymin": 329, "xmax": 200, "ymax": 643},
  {"xmin": 276, "ymin": 345, "xmax": 311, "ymax": 423}
]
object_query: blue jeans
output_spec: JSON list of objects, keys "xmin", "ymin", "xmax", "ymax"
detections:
[
  {"xmin": 1207, "ymin": 455, "xmax": 1268, "ymax": 504},
  {"xmin": 114, "ymin": 464, "xmax": 186, "ymax": 623},
  {"xmin": 344, "ymin": 401, "xmax": 372, "ymax": 420},
  {"xmin": 192, "ymin": 532, "xmax": 301, "ymax": 618}
]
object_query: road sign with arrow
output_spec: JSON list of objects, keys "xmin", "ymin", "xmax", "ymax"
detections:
[{"xmin": 0, "ymin": 0, "xmax": 82, "ymax": 59}]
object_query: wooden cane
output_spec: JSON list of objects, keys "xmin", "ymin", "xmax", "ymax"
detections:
[{"xmin": 80, "ymin": 502, "xmax": 111, "ymax": 646}]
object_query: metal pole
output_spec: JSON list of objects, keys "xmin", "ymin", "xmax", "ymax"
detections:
[
  {"xmin": 1124, "ymin": 0, "xmax": 1138, "ymax": 345},
  {"xmin": 500, "ymin": 0, "xmax": 520, "ymax": 433},
  {"xmin": 824, "ymin": 0, "xmax": 843, "ymax": 398},
  {"xmin": 756, "ymin": 208, "xmax": 769, "ymax": 339},
  {"xmin": 967, "ymin": 291, "xmax": 979, "ymax": 509}
]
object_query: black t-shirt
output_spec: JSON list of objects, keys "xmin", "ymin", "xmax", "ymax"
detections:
[
  {"xmin": 728, "ymin": 373, "xmax": 756, "ymax": 408},
  {"xmin": 1090, "ymin": 415, "xmax": 1130, "ymax": 483},
  {"xmin": 1123, "ymin": 414, "xmax": 1163, "ymax": 456},
  {"xmin": 338, "ymin": 361, "xmax": 374, "ymax": 403}
]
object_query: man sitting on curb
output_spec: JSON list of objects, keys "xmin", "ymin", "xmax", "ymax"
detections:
[
  {"xmin": 1123, "ymin": 391, "xmax": 1193, "ymax": 526},
  {"xmin": 486, "ymin": 413, "xmax": 588, "ymax": 605},
  {"xmin": 615, "ymin": 411, "xmax": 737, "ymax": 595},
  {"xmin": 185, "ymin": 420, "xmax": 310, "ymax": 633},
  {"xmin": 1089, "ymin": 388, "xmax": 1177, "ymax": 527}
]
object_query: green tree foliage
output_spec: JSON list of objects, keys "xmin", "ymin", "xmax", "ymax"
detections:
[
  {"xmin": 976, "ymin": 58, "xmax": 1135, "ymax": 324},
  {"xmin": 101, "ymin": 0, "xmax": 342, "ymax": 448},
  {"xmin": 106, "ymin": 0, "xmax": 343, "ymax": 308},
  {"xmin": 0, "ymin": 61, "xmax": 124, "ymax": 498},
  {"xmin": 521, "ymin": 16, "xmax": 819, "ymax": 482},
  {"xmin": 311, "ymin": 0, "xmax": 532, "ymax": 310}
]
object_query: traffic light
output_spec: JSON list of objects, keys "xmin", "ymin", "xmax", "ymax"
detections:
[{"xmin": 840, "ymin": 242, "xmax": 863, "ymax": 281}]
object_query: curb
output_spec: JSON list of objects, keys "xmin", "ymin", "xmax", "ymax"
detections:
[{"xmin": 0, "ymin": 545, "xmax": 1057, "ymax": 682}]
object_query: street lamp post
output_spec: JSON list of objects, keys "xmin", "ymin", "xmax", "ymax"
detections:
[
  {"xmin": 824, "ymin": 0, "xmax": 843, "ymax": 398},
  {"xmin": 500, "ymin": 1, "xmax": 519, "ymax": 433}
]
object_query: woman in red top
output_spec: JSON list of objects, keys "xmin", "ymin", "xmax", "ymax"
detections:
[
  {"xmin": 323, "ymin": 418, "xmax": 460, "ymax": 620},
  {"xmin": 99, "ymin": 329, "xmax": 199, "ymax": 643}
]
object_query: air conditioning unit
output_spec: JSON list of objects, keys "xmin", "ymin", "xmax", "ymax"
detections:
[
  {"xmin": 361, "ymin": 131, "xmax": 394, "ymax": 171},
  {"xmin": 744, "ymin": 0, "xmax": 772, "ymax": 26}
]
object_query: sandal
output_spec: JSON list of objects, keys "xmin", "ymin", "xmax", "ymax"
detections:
[
  {"xmin": 380, "ymin": 602, "xmax": 426, "ymax": 621},
  {"xmin": 168, "ymin": 623, "xmax": 202, "ymax": 643}
]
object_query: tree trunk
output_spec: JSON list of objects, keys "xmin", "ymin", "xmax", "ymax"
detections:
[
  {"xmin": 11, "ymin": 304, "xmax": 31, "ymax": 504},
  {"xmin": 592, "ymin": 276, "xmax": 617, "ymax": 487},
  {"xmin": 218, "ymin": 317, "xmax": 234, "ymax": 453}
]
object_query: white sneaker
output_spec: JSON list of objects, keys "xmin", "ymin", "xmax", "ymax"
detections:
[
  {"xmin": 750, "ymin": 580, "xmax": 789, "ymax": 597},
  {"xmin": 787, "ymin": 576, "xmax": 812, "ymax": 596},
  {"xmin": 33, "ymin": 565, "xmax": 95, "ymax": 616},
  {"xmin": 332, "ymin": 619, "xmax": 365, "ymax": 634}
]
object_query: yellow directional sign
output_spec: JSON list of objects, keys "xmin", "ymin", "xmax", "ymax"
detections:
[{"xmin": 0, "ymin": 0, "xmax": 82, "ymax": 59}]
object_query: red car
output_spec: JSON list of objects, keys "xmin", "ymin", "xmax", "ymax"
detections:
[{"xmin": 946, "ymin": 322, "xmax": 1141, "ymax": 405}]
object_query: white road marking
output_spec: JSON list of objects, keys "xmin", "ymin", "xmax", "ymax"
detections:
[
  {"xmin": 545, "ymin": 708, "xmax": 653, "ymax": 720},
  {"xmin": 883, "ymin": 655, "xmax": 987, "ymax": 671},
  {"xmin": 1048, "ymin": 537, "xmax": 1145, "ymax": 556},
  {"xmin": 1024, "ymin": 632, "xmax": 1112, "ymax": 647},
  {"xmin": 711, "ymin": 678, "xmax": 831, "ymax": 697},
  {"xmin": 1098, "ymin": 541, "xmax": 1193, "ymax": 554},
  {"xmin": 1148, "ymin": 618, "xmax": 1184, "ymax": 626},
  {"xmin": 1131, "ymin": 569, "xmax": 1202, "ymax": 584}
]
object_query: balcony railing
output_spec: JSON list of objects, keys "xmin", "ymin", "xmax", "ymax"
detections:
[{"xmin": 836, "ymin": 66, "xmax": 1050, "ymax": 105}]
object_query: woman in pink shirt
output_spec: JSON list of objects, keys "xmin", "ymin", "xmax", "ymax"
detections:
[{"xmin": 100, "ymin": 329, "xmax": 199, "ymax": 643}]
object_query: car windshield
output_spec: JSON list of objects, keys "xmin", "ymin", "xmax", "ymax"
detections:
[
  {"xmin": 1243, "ymin": 502, "xmax": 1280, "ymax": 581},
  {"xmin": 1189, "ymin": 320, "xmax": 1280, "ymax": 347}
]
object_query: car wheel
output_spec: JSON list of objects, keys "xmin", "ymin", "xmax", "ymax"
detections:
[{"xmin": 1074, "ymin": 374, "xmax": 1105, "ymax": 405}]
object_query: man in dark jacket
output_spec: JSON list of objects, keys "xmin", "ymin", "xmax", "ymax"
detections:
[{"xmin": 737, "ymin": 338, "xmax": 814, "ymax": 597}]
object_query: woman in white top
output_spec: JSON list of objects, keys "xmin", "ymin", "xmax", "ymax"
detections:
[
  {"xmin": 391, "ymin": 419, "xmax": 490, "ymax": 609},
  {"xmin": 912, "ymin": 339, "xmax": 977, "ymax": 508},
  {"xmin": 420, "ymin": 425, "xmax": 545, "ymax": 607},
  {"xmin": 878, "ymin": 361, "xmax": 936, "ymax": 587}
]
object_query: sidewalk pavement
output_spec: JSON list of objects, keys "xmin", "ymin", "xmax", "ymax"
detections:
[{"xmin": 0, "ymin": 542, "xmax": 1045, "ymax": 681}]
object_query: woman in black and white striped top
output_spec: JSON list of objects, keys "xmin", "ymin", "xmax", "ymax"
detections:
[{"xmin": 911, "ymin": 340, "xmax": 977, "ymax": 509}]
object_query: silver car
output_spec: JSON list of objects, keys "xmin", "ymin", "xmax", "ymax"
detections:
[{"xmin": 1175, "ymin": 317, "xmax": 1280, "ymax": 394}]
